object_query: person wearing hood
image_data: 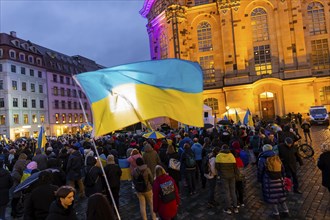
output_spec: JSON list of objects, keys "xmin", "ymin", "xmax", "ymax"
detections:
[
  {"xmin": 215, "ymin": 144, "xmax": 239, "ymax": 215},
  {"xmin": 84, "ymin": 156, "xmax": 103, "ymax": 197},
  {"xmin": 32, "ymin": 148, "xmax": 48, "ymax": 170},
  {"xmin": 0, "ymin": 159, "xmax": 13, "ymax": 220},
  {"xmin": 152, "ymin": 165, "xmax": 180, "ymax": 220},
  {"xmin": 142, "ymin": 143, "xmax": 161, "ymax": 179},
  {"xmin": 104, "ymin": 154, "xmax": 122, "ymax": 209},
  {"xmin": 46, "ymin": 185, "xmax": 77, "ymax": 220},
  {"xmin": 132, "ymin": 157, "xmax": 156, "ymax": 220},
  {"xmin": 257, "ymin": 144, "xmax": 289, "ymax": 219}
]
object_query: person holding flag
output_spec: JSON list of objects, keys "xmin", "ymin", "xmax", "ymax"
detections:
[
  {"xmin": 243, "ymin": 108, "xmax": 252, "ymax": 127},
  {"xmin": 37, "ymin": 125, "xmax": 47, "ymax": 150}
]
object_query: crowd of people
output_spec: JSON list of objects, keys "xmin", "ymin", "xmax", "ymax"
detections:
[{"xmin": 0, "ymin": 114, "xmax": 329, "ymax": 220}]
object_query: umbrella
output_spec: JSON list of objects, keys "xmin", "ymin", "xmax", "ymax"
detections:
[
  {"xmin": 217, "ymin": 120, "xmax": 232, "ymax": 125},
  {"xmin": 14, "ymin": 168, "xmax": 59, "ymax": 193},
  {"xmin": 142, "ymin": 131, "xmax": 166, "ymax": 139},
  {"xmin": 203, "ymin": 123, "xmax": 214, "ymax": 129}
]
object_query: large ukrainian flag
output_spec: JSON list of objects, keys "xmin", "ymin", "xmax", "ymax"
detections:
[{"xmin": 73, "ymin": 59, "xmax": 204, "ymax": 137}]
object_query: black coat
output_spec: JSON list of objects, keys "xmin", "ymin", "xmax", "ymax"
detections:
[
  {"xmin": 317, "ymin": 151, "xmax": 330, "ymax": 189},
  {"xmin": 104, "ymin": 164, "xmax": 122, "ymax": 188},
  {"xmin": 0, "ymin": 167, "xmax": 13, "ymax": 206},
  {"xmin": 24, "ymin": 184, "xmax": 58, "ymax": 220},
  {"xmin": 46, "ymin": 200, "xmax": 78, "ymax": 220},
  {"xmin": 278, "ymin": 143, "xmax": 302, "ymax": 173},
  {"xmin": 66, "ymin": 150, "xmax": 83, "ymax": 181},
  {"xmin": 84, "ymin": 165, "xmax": 104, "ymax": 197}
]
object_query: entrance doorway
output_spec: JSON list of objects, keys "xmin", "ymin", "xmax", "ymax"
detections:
[{"xmin": 261, "ymin": 100, "xmax": 275, "ymax": 120}]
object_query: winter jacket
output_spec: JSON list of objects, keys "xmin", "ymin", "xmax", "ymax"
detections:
[
  {"xmin": 166, "ymin": 152, "xmax": 181, "ymax": 183},
  {"xmin": 66, "ymin": 150, "xmax": 83, "ymax": 181},
  {"xmin": 84, "ymin": 165, "xmax": 103, "ymax": 197},
  {"xmin": 317, "ymin": 151, "xmax": 330, "ymax": 190},
  {"xmin": 257, "ymin": 150, "xmax": 287, "ymax": 204},
  {"xmin": 204, "ymin": 155, "xmax": 217, "ymax": 179},
  {"xmin": 191, "ymin": 142, "xmax": 203, "ymax": 160},
  {"xmin": 180, "ymin": 148, "xmax": 196, "ymax": 170},
  {"xmin": 152, "ymin": 174, "xmax": 180, "ymax": 219},
  {"xmin": 215, "ymin": 151, "xmax": 236, "ymax": 179},
  {"xmin": 142, "ymin": 145, "xmax": 161, "ymax": 177},
  {"xmin": 32, "ymin": 154, "xmax": 48, "ymax": 170},
  {"xmin": 127, "ymin": 154, "xmax": 142, "ymax": 175},
  {"xmin": 278, "ymin": 143, "xmax": 302, "ymax": 173},
  {"xmin": 24, "ymin": 184, "xmax": 58, "ymax": 220},
  {"xmin": 46, "ymin": 200, "xmax": 78, "ymax": 220},
  {"xmin": 0, "ymin": 167, "xmax": 13, "ymax": 206},
  {"xmin": 104, "ymin": 163, "xmax": 122, "ymax": 188},
  {"xmin": 132, "ymin": 164, "xmax": 153, "ymax": 192}
]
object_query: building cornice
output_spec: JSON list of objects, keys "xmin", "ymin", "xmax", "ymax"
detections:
[{"xmin": 140, "ymin": 0, "xmax": 156, "ymax": 18}]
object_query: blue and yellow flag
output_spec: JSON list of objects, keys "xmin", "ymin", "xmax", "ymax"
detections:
[
  {"xmin": 1, "ymin": 134, "xmax": 9, "ymax": 144},
  {"xmin": 243, "ymin": 108, "xmax": 252, "ymax": 126},
  {"xmin": 37, "ymin": 126, "xmax": 46, "ymax": 149},
  {"xmin": 73, "ymin": 59, "xmax": 204, "ymax": 137},
  {"xmin": 235, "ymin": 109, "xmax": 242, "ymax": 125}
]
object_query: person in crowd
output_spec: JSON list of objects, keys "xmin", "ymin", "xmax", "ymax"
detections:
[
  {"xmin": 191, "ymin": 138, "xmax": 204, "ymax": 188},
  {"xmin": 258, "ymin": 144, "xmax": 289, "ymax": 219},
  {"xmin": 180, "ymin": 143, "xmax": 197, "ymax": 195},
  {"xmin": 317, "ymin": 142, "xmax": 330, "ymax": 192},
  {"xmin": 86, "ymin": 193, "xmax": 116, "ymax": 220},
  {"xmin": 166, "ymin": 144, "xmax": 181, "ymax": 192},
  {"xmin": 127, "ymin": 148, "xmax": 142, "ymax": 175},
  {"xmin": 104, "ymin": 154, "xmax": 122, "ymax": 209},
  {"xmin": 47, "ymin": 158, "xmax": 66, "ymax": 187},
  {"xmin": 278, "ymin": 137, "xmax": 303, "ymax": 194},
  {"xmin": 84, "ymin": 156, "xmax": 103, "ymax": 197},
  {"xmin": 301, "ymin": 120, "xmax": 312, "ymax": 142},
  {"xmin": 21, "ymin": 161, "xmax": 39, "ymax": 182},
  {"xmin": 158, "ymin": 140, "xmax": 169, "ymax": 169},
  {"xmin": 32, "ymin": 148, "xmax": 48, "ymax": 170},
  {"xmin": 0, "ymin": 159, "xmax": 13, "ymax": 220},
  {"xmin": 142, "ymin": 143, "xmax": 161, "ymax": 179},
  {"xmin": 66, "ymin": 145, "xmax": 85, "ymax": 199},
  {"xmin": 24, "ymin": 171, "xmax": 58, "ymax": 220},
  {"xmin": 152, "ymin": 165, "xmax": 180, "ymax": 220},
  {"xmin": 215, "ymin": 144, "xmax": 238, "ymax": 215},
  {"xmin": 231, "ymin": 141, "xmax": 245, "ymax": 207},
  {"xmin": 46, "ymin": 185, "xmax": 77, "ymax": 220},
  {"xmin": 204, "ymin": 147, "xmax": 220, "ymax": 208},
  {"xmin": 132, "ymin": 157, "xmax": 156, "ymax": 220}
]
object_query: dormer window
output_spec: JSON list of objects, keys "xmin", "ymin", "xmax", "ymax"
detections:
[
  {"xmin": 19, "ymin": 53, "xmax": 25, "ymax": 61},
  {"xmin": 9, "ymin": 50, "xmax": 16, "ymax": 59},
  {"xmin": 36, "ymin": 58, "xmax": 42, "ymax": 66},
  {"xmin": 28, "ymin": 55, "xmax": 34, "ymax": 64},
  {"xmin": 30, "ymin": 46, "xmax": 37, "ymax": 53}
]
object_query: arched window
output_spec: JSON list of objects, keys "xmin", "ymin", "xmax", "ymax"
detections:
[
  {"xmin": 204, "ymin": 98, "xmax": 219, "ymax": 114},
  {"xmin": 199, "ymin": 55, "xmax": 215, "ymax": 84},
  {"xmin": 308, "ymin": 2, "xmax": 327, "ymax": 35},
  {"xmin": 197, "ymin": 21, "xmax": 213, "ymax": 52},
  {"xmin": 9, "ymin": 50, "xmax": 16, "ymax": 59},
  {"xmin": 159, "ymin": 31, "xmax": 168, "ymax": 59},
  {"xmin": 319, "ymin": 86, "xmax": 330, "ymax": 105},
  {"xmin": 251, "ymin": 8, "xmax": 269, "ymax": 42}
]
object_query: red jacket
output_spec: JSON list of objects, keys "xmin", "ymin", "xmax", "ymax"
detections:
[{"xmin": 152, "ymin": 174, "xmax": 180, "ymax": 219}]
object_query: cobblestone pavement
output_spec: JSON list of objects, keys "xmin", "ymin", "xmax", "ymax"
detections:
[{"xmin": 6, "ymin": 126, "xmax": 330, "ymax": 220}]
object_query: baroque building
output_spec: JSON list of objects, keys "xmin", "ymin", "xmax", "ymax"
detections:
[
  {"xmin": 140, "ymin": 0, "xmax": 330, "ymax": 120},
  {"xmin": 0, "ymin": 32, "xmax": 102, "ymax": 139}
]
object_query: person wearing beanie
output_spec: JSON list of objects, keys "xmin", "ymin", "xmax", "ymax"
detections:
[
  {"xmin": 258, "ymin": 144, "xmax": 289, "ymax": 219},
  {"xmin": 104, "ymin": 154, "xmax": 122, "ymax": 209},
  {"xmin": 142, "ymin": 143, "xmax": 161, "ymax": 179},
  {"xmin": 278, "ymin": 137, "xmax": 303, "ymax": 194},
  {"xmin": 215, "ymin": 144, "xmax": 239, "ymax": 214},
  {"xmin": 132, "ymin": 158, "xmax": 156, "ymax": 220}
]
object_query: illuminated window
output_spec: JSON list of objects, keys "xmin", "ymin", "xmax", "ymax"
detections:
[
  {"xmin": 311, "ymin": 39, "xmax": 329, "ymax": 70},
  {"xmin": 195, "ymin": 0, "xmax": 209, "ymax": 6},
  {"xmin": 254, "ymin": 45, "xmax": 272, "ymax": 75},
  {"xmin": 159, "ymin": 32, "xmax": 168, "ymax": 59},
  {"xmin": 12, "ymin": 81, "xmax": 17, "ymax": 90},
  {"xmin": 79, "ymin": 114, "xmax": 83, "ymax": 123},
  {"xmin": 199, "ymin": 55, "xmax": 215, "ymax": 84},
  {"xmin": 151, "ymin": 0, "xmax": 168, "ymax": 16},
  {"xmin": 40, "ymin": 114, "xmax": 45, "ymax": 123},
  {"xmin": 13, "ymin": 114, "xmax": 19, "ymax": 124},
  {"xmin": 13, "ymin": 98, "xmax": 18, "ymax": 107},
  {"xmin": 32, "ymin": 114, "xmax": 37, "ymax": 123},
  {"xmin": 62, "ymin": 114, "xmax": 66, "ymax": 123},
  {"xmin": 197, "ymin": 21, "xmax": 212, "ymax": 52},
  {"xmin": 308, "ymin": 2, "xmax": 327, "ymax": 35},
  {"xmin": 54, "ymin": 86, "xmax": 58, "ymax": 96},
  {"xmin": 74, "ymin": 113, "xmax": 78, "ymax": 123},
  {"xmin": 68, "ymin": 113, "xmax": 72, "ymax": 123},
  {"xmin": 55, "ymin": 113, "xmax": 59, "ymax": 123},
  {"xmin": 260, "ymin": 92, "xmax": 274, "ymax": 99},
  {"xmin": 23, "ymin": 114, "xmax": 28, "ymax": 124},
  {"xmin": 251, "ymin": 8, "xmax": 269, "ymax": 42},
  {"xmin": 319, "ymin": 86, "xmax": 330, "ymax": 105},
  {"xmin": 0, "ymin": 115, "xmax": 5, "ymax": 125},
  {"xmin": 204, "ymin": 98, "xmax": 219, "ymax": 114}
]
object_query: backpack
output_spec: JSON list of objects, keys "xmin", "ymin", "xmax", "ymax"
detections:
[
  {"xmin": 133, "ymin": 169, "xmax": 147, "ymax": 192},
  {"xmin": 265, "ymin": 155, "xmax": 282, "ymax": 179},
  {"xmin": 159, "ymin": 179, "xmax": 176, "ymax": 203},
  {"xmin": 185, "ymin": 152, "xmax": 196, "ymax": 168}
]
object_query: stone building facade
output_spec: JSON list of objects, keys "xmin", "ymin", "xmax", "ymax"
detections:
[{"xmin": 140, "ymin": 0, "xmax": 330, "ymax": 120}]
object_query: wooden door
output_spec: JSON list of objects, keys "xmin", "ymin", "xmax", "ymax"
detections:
[{"xmin": 261, "ymin": 100, "xmax": 275, "ymax": 120}]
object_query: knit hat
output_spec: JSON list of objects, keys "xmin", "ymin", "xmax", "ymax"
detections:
[
  {"xmin": 107, "ymin": 155, "xmax": 115, "ymax": 164},
  {"xmin": 27, "ymin": 161, "xmax": 38, "ymax": 170},
  {"xmin": 46, "ymin": 147, "xmax": 53, "ymax": 152},
  {"xmin": 262, "ymin": 144, "xmax": 273, "ymax": 152}
]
